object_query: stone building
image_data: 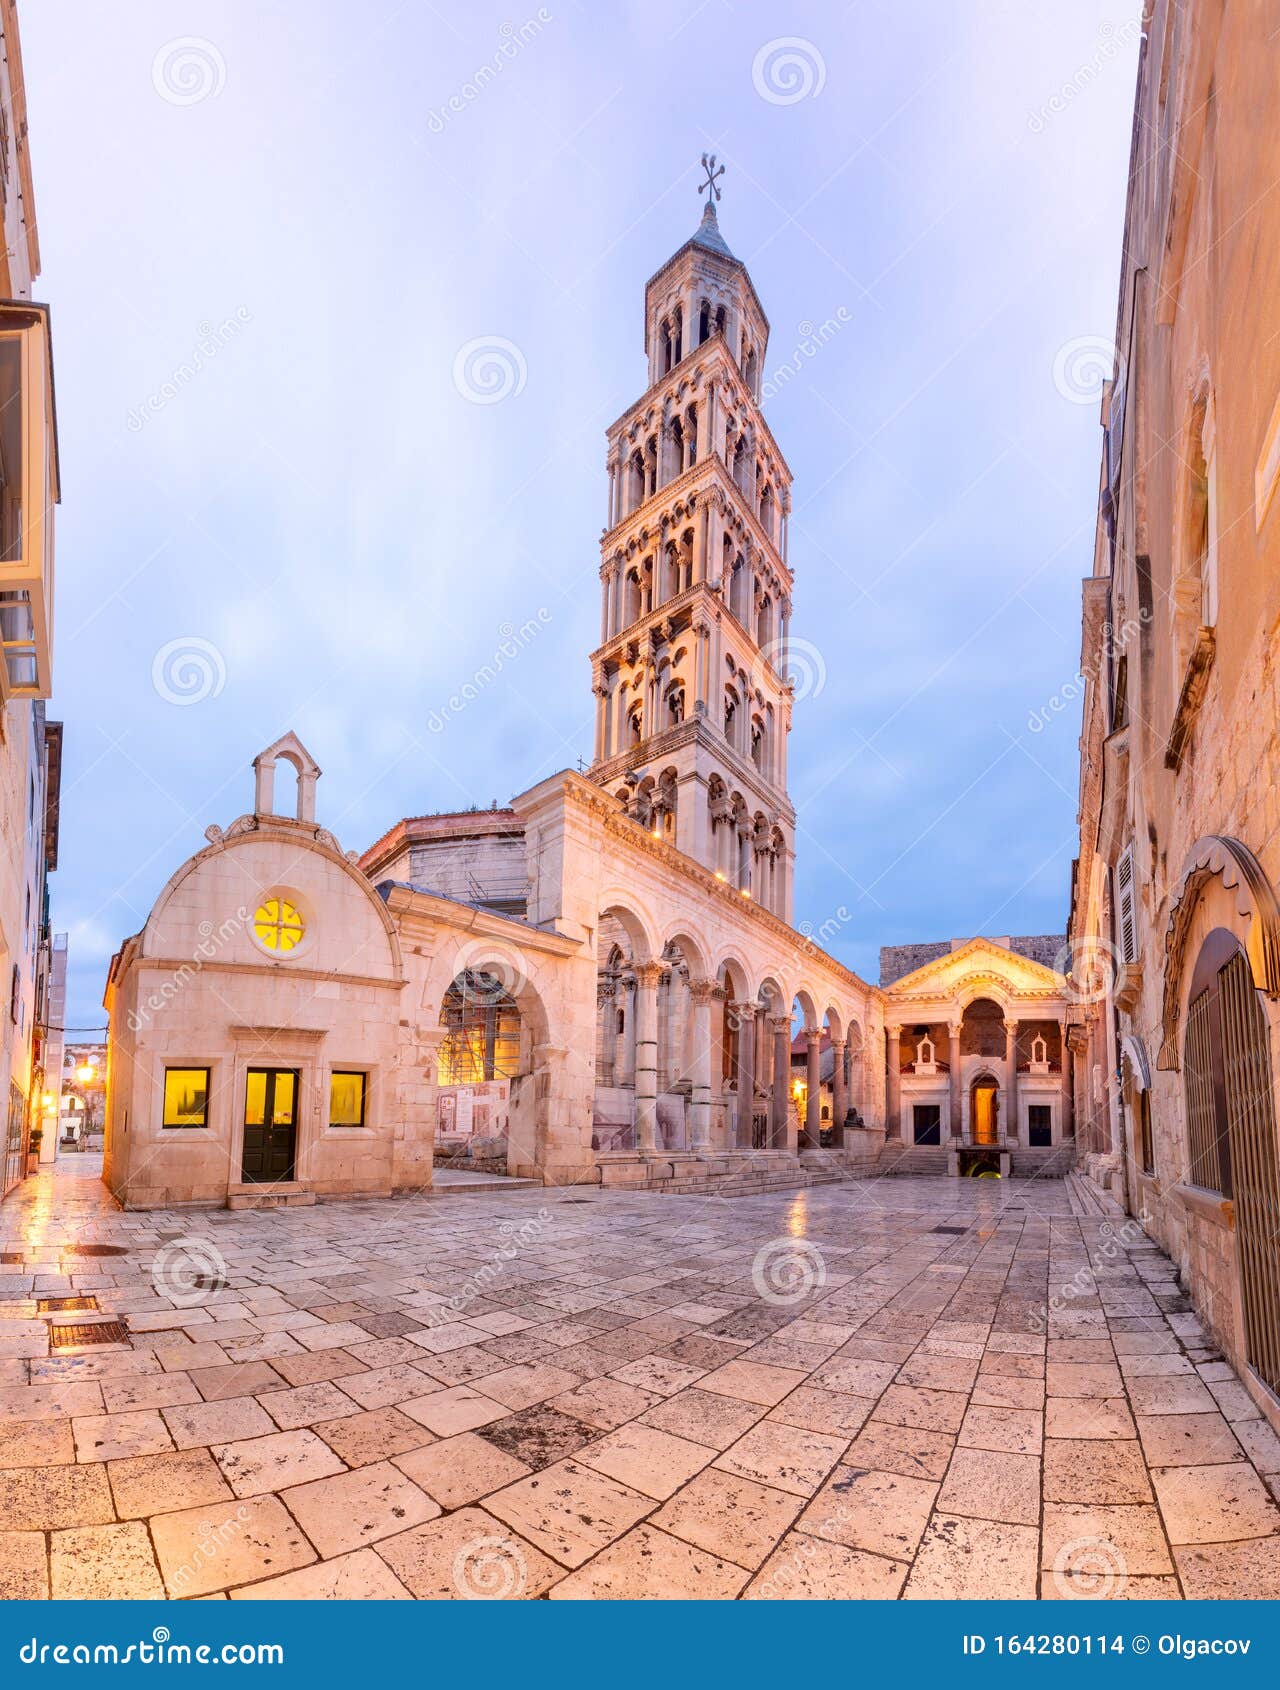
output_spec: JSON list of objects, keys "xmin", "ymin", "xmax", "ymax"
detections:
[
  {"xmin": 880, "ymin": 937, "xmax": 1072, "ymax": 1178},
  {"xmin": 1069, "ymin": 0, "xmax": 1280, "ymax": 1422},
  {"xmin": 0, "ymin": 1, "xmax": 61, "ymax": 1199}
]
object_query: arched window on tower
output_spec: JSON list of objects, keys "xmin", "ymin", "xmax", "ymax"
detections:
[
  {"xmin": 685, "ymin": 404, "xmax": 698, "ymax": 468},
  {"xmin": 750, "ymin": 716, "xmax": 764, "ymax": 771},
  {"xmin": 723, "ymin": 688, "xmax": 738, "ymax": 749},
  {"xmin": 624, "ymin": 569, "xmax": 642, "ymax": 627},
  {"xmin": 626, "ymin": 704, "xmax": 643, "ymax": 748},
  {"xmin": 714, "ymin": 304, "xmax": 727, "ymax": 339},
  {"xmin": 760, "ymin": 484, "xmax": 776, "ymax": 542},
  {"xmin": 756, "ymin": 593, "xmax": 772, "ymax": 650},
  {"xmin": 659, "ymin": 321, "xmax": 672, "ymax": 376}
]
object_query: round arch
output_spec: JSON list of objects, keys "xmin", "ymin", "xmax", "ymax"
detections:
[{"xmin": 1160, "ymin": 835, "xmax": 1280, "ymax": 1069}]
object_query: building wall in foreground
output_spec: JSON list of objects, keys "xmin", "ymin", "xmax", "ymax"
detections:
[{"xmin": 1071, "ymin": 0, "xmax": 1280, "ymax": 1426}]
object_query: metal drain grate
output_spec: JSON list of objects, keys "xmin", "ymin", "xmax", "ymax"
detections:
[
  {"xmin": 38, "ymin": 1296, "xmax": 99, "ymax": 1314},
  {"xmin": 932, "ymin": 1225, "xmax": 969, "ymax": 1235},
  {"xmin": 49, "ymin": 1320, "xmax": 129, "ymax": 1348},
  {"xmin": 61, "ymin": 1244, "xmax": 130, "ymax": 1258}
]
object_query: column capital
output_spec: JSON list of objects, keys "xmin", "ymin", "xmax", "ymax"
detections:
[
  {"xmin": 1003, "ymin": 1016, "xmax": 1020, "ymax": 1034},
  {"xmin": 801, "ymin": 1024, "xmax": 823, "ymax": 1049},
  {"xmin": 687, "ymin": 978, "xmax": 718, "ymax": 1005},
  {"xmin": 634, "ymin": 960, "xmax": 665, "ymax": 989},
  {"xmin": 766, "ymin": 1013, "xmax": 791, "ymax": 1035}
]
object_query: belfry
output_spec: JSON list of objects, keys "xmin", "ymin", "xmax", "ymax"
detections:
[{"xmin": 590, "ymin": 160, "xmax": 796, "ymax": 920}]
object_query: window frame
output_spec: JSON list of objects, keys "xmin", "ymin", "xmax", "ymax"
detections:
[
  {"xmin": 162, "ymin": 1065, "xmax": 211, "ymax": 1130},
  {"xmin": 328, "ymin": 1069, "xmax": 368, "ymax": 1131}
]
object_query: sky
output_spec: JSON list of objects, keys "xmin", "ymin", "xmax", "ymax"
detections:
[{"xmin": 22, "ymin": 0, "xmax": 1143, "ymax": 1028}]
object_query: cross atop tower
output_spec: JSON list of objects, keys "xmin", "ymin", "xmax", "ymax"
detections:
[{"xmin": 698, "ymin": 153, "xmax": 724, "ymax": 205}]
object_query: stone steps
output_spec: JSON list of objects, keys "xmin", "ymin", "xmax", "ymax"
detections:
[{"xmin": 1065, "ymin": 1170, "xmax": 1128, "ymax": 1219}]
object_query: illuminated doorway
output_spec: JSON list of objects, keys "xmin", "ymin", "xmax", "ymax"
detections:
[{"xmin": 971, "ymin": 1077, "xmax": 998, "ymax": 1146}]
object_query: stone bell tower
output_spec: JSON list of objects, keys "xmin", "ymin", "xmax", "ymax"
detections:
[{"xmin": 588, "ymin": 159, "xmax": 797, "ymax": 922}]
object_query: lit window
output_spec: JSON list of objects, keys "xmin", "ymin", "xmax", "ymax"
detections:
[
  {"xmin": 329, "ymin": 1071, "xmax": 366, "ymax": 1129},
  {"xmin": 163, "ymin": 1067, "xmax": 209, "ymax": 1129},
  {"xmin": 253, "ymin": 898, "xmax": 305, "ymax": 953}
]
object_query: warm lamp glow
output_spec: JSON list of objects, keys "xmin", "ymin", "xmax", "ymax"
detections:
[{"xmin": 714, "ymin": 871, "xmax": 726, "ymax": 881}]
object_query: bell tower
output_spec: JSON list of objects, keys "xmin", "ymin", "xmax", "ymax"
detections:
[{"xmin": 588, "ymin": 159, "xmax": 796, "ymax": 921}]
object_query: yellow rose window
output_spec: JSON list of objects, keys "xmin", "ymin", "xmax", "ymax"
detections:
[{"xmin": 253, "ymin": 897, "xmax": 305, "ymax": 953}]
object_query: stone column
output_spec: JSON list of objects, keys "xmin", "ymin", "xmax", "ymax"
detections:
[
  {"xmin": 732, "ymin": 1000, "xmax": 757, "ymax": 1150},
  {"xmin": 633, "ymin": 962, "xmax": 662, "ymax": 1152},
  {"xmin": 1004, "ymin": 1017, "xmax": 1019, "ymax": 1146},
  {"xmin": 947, "ymin": 1020, "xmax": 962, "ymax": 1140},
  {"xmin": 801, "ymin": 1027, "xmax": 822, "ymax": 1149},
  {"xmin": 592, "ymin": 683, "xmax": 607, "ymax": 762},
  {"xmin": 688, "ymin": 981, "xmax": 715, "ymax": 1152},
  {"xmin": 768, "ymin": 1014, "xmax": 791, "ymax": 1150},
  {"xmin": 885, "ymin": 1024, "xmax": 903, "ymax": 1142},
  {"xmin": 830, "ymin": 1039, "xmax": 847, "ymax": 1144}
]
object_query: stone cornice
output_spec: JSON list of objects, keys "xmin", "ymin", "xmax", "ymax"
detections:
[
  {"xmin": 381, "ymin": 884, "xmax": 582, "ymax": 959},
  {"xmin": 601, "ymin": 454, "xmax": 791, "ymax": 589},
  {"xmin": 545, "ymin": 771, "xmax": 882, "ymax": 1003}
]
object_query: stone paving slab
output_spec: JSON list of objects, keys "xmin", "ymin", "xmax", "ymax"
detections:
[{"xmin": 1, "ymin": 1165, "xmax": 1279, "ymax": 1598}]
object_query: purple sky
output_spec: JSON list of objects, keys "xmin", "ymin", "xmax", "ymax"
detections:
[{"xmin": 22, "ymin": 1, "xmax": 1142, "ymax": 1025}]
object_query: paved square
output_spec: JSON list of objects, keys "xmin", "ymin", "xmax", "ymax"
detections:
[{"xmin": 2, "ymin": 1160, "xmax": 1278, "ymax": 1599}]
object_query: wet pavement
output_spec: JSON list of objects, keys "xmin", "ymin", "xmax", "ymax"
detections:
[{"xmin": 1, "ymin": 1159, "xmax": 1278, "ymax": 1599}]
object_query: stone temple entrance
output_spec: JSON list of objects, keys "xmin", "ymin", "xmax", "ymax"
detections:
[{"xmin": 971, "ymin": 1076, "xmax": 998, "ymax": 1146}]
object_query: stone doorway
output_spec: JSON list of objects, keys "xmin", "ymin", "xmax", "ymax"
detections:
[{"xmin": 971, "ymin": 1076, "xmax": 998, "ymax": 1146}]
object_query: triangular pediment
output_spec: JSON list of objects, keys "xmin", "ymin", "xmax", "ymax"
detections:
[{"xmin": 888, "ymin": 937, "xmax": 1067, "ymax": 1000}]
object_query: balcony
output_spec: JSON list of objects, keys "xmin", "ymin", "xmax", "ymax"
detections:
[{"xmin": 0, "ymin": 303, "xmax": 59, "ymax": 700}]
